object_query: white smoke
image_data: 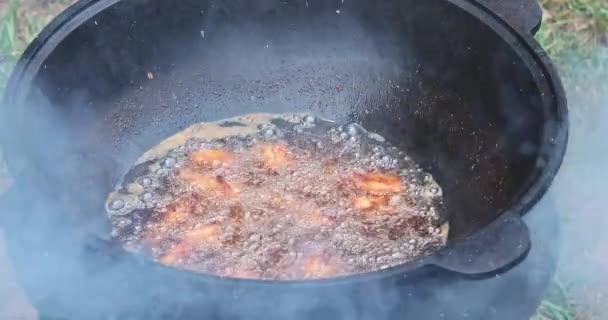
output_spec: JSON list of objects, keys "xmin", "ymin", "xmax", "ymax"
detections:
[{"xmin": 549, "ymin": 47, "xmax": 608, "ymax": 318}]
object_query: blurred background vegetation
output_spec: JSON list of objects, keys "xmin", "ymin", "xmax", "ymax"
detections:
[
  {"xmin": 0, "ymin": 0, "xmax": 607, "ymax": 319},
  {"xmin": 0, "ymin": 0, "xmax": 75, "ymax": 92}
]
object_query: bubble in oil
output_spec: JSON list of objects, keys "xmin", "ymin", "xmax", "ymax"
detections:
[
  {"xmin": 346, "ymin": 124, "xmax": 360, "ymax": 137},
  {"xmin": 115, "ymin": 218, "xmax": 132, "ymax": 228},
  {"xmin": 140, "ymin": 191, "xmax": 154, "ymax": 203},
  {"xmin": 423, "ymin": 173, "xmax": 432, "ymax": 182},
  {"xmin": 258, "ymin": 123, "xmax": 272, "ymax": 131},
  {"xmin": 246, "ymin": 137, "xmax": 258, "ymax": 147},
  {"xmin": 138, "ymin": 177, "xmax": 152, "ymax": 188},
  {"xmin": 263, "ymin": 128, "xmax": 276, "ymax": 138},
  {"xmin": 431, "ymin": 213, "xmax": 440, "ymax": 221},
  {"xmin": 303, "ymin": 115, "xmax": 316, "ymax": 124},
  {"xmin": 162, "ymin": 156, "xmax": 177, "ymax": 168},
  {"xmin": 109, "ymin": 199, "xmax": 125, "ymax": 211}
]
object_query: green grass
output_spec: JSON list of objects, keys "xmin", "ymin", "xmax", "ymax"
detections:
[
  {"xmin": 537, "ymin": 0, "xmax": 608, "ymax": 78},
  {"xmin": 534, "ymin": 301, "xmax": 576, "ymax": 320},
  {"xmin": 0, "ymin": 0, "xmax": 72, "ymax": 92},
  {"xmin": 0, "ymin": 2, "xmax": 20, "ymax": 92},
  {"xmin": 533, "ymin": 279, "xmax": 578, "ymax": 320},
  {"xmin": 534, "ymin": 1, "xmax": 607, "ymax": 319}
]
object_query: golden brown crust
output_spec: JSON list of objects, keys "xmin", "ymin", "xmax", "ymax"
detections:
[
  {"xmin": 352, "ymin": 172, "xmax": 404, "ymax": 194},
  {"xmin": 160, "ymin": 225, "xmax": 221, "ymax": 265},
  {"xmin": 255, "ymin": 143, "xmax": 292, "ymax": 170},
  {"xmin": 302, "ymin": 255, "xmax": 340, "ymax": 279},
  {"xmin": 177, "ymin": 168, "xmax": 237, "ymax": 195},
  {"xmin": 351, "ymin": 194, "xmax": 392, "ymax": 214},
  {"xmin": 190, "ymin": 149, "xmax": 236, "ymax": 167}
]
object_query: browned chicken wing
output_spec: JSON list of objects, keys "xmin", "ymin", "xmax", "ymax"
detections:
[
  {"xmin": 160, "ymin": 225, "xmax": 222, "ymax": 265},
  {"xmin": 352, "ymin": 172, "xmax": 404, "ymax": 194},
  {"xmin": 303, "ymin": 256, "xmax": 339, "ymax": 279},
  {"xmin": 255, "ymin": 143, "xmax": 291, "ymax": 170},
  {"xmin": 178, "ymin": 168, "xmax": 237, "ymax": 195},
  {"xmin": 190, "ymin": 149, "xmax": 236, "ymax": 167},
  {"xmin": 351, "ymin": 194, "xmax": 393, "ymax": 214}
]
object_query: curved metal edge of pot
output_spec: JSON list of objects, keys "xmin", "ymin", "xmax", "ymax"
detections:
[
  {"xmin": 0, "ymin": 0, "xmax": 120, "ymax": 177},
  {"xmin": 475, "ymin": 0, "xmax": 543, "ymax": 35},
  {"xmin": 437, "ymin": 0, "xmax": 568, "ymax": 275},
  {"xmin": 3, "ymin": 0, "xmax": 120, "ymax": 103}
]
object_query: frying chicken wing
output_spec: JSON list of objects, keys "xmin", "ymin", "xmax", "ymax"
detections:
[
  {"xmin": 190, "ymin": 149, "xmax": 236, "ymax": 167},
  {"xmin": 255, "ymin": 143, "xmax": 291, "ymax": 170},
  {"xmin": 184, "ymin": 225, "xmax": 222, "ymax": 244},
  {"xmin": 304, "ymin": 213, "xmax": 334, "ymax": 226},
  {"xmin": 141, "ymin": 200, "xmax": 190, "ymax": 245},
  {"xmin": 294, "ymin": 203, "xmax": 334, "ymax": 227},
  {"xmin": 160, "ymin": 225, "xmax": 222, "ymax": 265},
  {"xmin": 303, "ymin": 256, "xmax": 338, "ymax": 279},
  {"xmin": 351, "ymin": 194, "xmax": 392, "ymax": 213},
  {"xmin": 161, "ymin": 202, "xmax": 191, "ymax": 226},
  {"xmin": 178, "ymin": 168, "xmax": 236, "ymax": 195},
  {"xmin": 352, "ymin": 172, "xmax": 404, "ymax": 194}
]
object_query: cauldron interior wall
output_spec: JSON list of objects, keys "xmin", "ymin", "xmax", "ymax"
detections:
[{"xmin": 14, "ymin": 0, "xmax": 550, "ymax": 239}]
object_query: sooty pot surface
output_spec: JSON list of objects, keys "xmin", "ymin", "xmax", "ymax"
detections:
[
  {"xmin": 4, "ymin": 0, "xmax": 565, "ymax": 238},
  {"xmin": 0, "ymin": 0, "xmax": 566, "ymax": 319}
]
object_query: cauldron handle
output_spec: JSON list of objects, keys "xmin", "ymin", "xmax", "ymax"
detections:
[
  {"xmin": 425, "ymin": 212, "xmax": 530, "ymax": 275},
  {"xmin": 476, "ymin": 0, "xmax": 544, "ymax": 35}
]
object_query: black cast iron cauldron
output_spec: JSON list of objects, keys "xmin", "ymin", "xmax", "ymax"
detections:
[{"xmin": 0, "ymin": 0, "xmax": 567, "ymax": 319}]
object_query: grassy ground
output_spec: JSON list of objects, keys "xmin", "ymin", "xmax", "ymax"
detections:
[
  {"xmin": 0, "ymin": 0, "xmax": 74, "ymax": 92},
  {"xmin": 533, "ymin": 1, "xmax": 607, "ymax": 320},
  {"xmin": 0, "ymin": 0, "xmax": 607, "ymax": 319}
]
